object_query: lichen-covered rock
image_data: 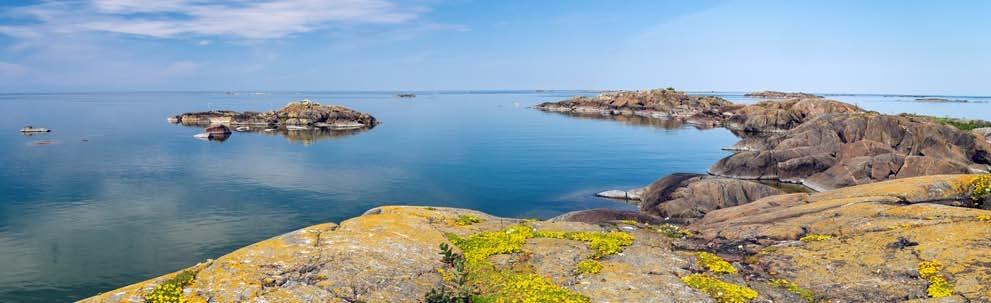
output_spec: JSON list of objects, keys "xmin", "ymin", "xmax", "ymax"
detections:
[
  {"xmin": 639, "ymin": 173, "xmax": 784, "ymax": 220},
  {"xmin": 170, "ymin": 99, "xmax": 377, "ymax": 128},
  {"xmin": 81, "ymin": 206, "xmax": 718, "ymax": 303},
  {"xmin": 689, "ymin": 175, "xmax": 991, "ymax": 302},
  {"xmin": 710, "ymin": 113, "xmax": 991, "ymax": 191}
]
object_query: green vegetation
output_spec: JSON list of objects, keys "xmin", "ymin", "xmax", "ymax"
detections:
[
  {"xmin": 657, "ymin": 224, "xmax": 693, "ymax": 238},
  {"xmin": 696, "ymin": 252, "xmax": 737, "ymax": 274},
  {"xmin": 799, "ymin": 234, "xmax": 832, "ymax": 242},
  {"xmin": 769, "ymin": 279, "xmax": 816, "ymax": 302},
  {"xmin": 453, "ymin": 214, "xmax": 483, "ymax": 226},
  {"xmin": 681, "ymin": 274, "xmax": 758, "ymax": 303},
  {"xmin": 575, "ymin": 260, "xmax": 602, "ymax": 275},
  {"xmin": 928, "ymin": 116, "xmax": 991, "ymax": 131},
  {"xmin": 971, "ymin": 174, "xmax": 991, "ymax": 202},
  {"xmin": 145, "ymin": 270, "xmax": 196, "ymax": 303},
  {"xmin": 424, "ymin": 243, "xmax": 471, "ymax": 303},
  {"xmin": 440, "ymin": 225, "xmax": 634, "ymax": 302},
  {"xmin": 918, "ymin": 260, "xmax": 954, "ymax": 298}
]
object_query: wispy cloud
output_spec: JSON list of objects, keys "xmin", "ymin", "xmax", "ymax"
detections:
[{"xmin": 3, "ymin": 0, "xmax": 426, "ymax": 40}]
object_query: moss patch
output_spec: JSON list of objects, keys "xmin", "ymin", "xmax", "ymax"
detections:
[
  {"xmin": 657, "ymin": 224, "xmax": 693, "ymax": 238},
  {"xmin": 681, "ymin": 274, "xmax": 757, "ymax": 303},
  {"xmin": 769, "ymin": 279, "xmax": 815, "ymax": 302},
  {"xmin": 696, "ymin": 252, "xmax": 737, "ymax": 274},
  {"xmin": 145, "ymin": 271, "xmax": 196, "ymax": 303},
  {"xmin": 445, "ymin": 225, "xmax": 634, "ymax": 302}
]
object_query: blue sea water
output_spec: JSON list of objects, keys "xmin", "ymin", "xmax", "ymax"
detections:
[{"xmin": 0, "ymin": 91, "xmax": 988, "ymax": 302}]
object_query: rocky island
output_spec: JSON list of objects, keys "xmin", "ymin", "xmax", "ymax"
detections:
[
  {"xmin": 744, "ymin": 91, "xmax": 822, "ymax": 99},
  {"xmin": 169, "ymin": 99, "xmax": 377, "ymax": 130}
]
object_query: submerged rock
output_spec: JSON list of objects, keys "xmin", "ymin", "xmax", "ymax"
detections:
[
  {"xmin": 689, "ymin": 174, "xmax": 991, "ymax": 302},
  {"xmin": 170, "ymin": 99, "xmax": 377, "ymax": 129},
  {"xmin": 639, "ymin": 173, "xmax": 784, "ymax": 220},
  {"xmin": 204, "ymin": 125, "xmax": 231, "ymax": 135},
  {"xmin": 710, "ymin": 112, "xmax": 991, "ymax": 191}
]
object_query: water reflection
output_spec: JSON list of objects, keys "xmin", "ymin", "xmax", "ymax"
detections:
[
  {"xmin": 173, "ymin": 123, "xmax": 373, "ymax": 145},
  {"xmin": 539, "ymin": 110, "xmax": 719, "ymax": 130}
]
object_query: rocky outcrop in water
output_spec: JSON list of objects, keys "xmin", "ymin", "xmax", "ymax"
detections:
[
  {"xmin": 535, "ymin": 89, "xmax": 733, "ymax": 126},
  {"xmin": 688, "ymin": 174, "xmax": 991, "ymax": 302},
  {"xmin": 711, "ymin": 112, "xmax": 991, "ymax": 191},
  {"xmin": 744, "ymin": 91, "xmax": 822, "ymax": 99},
  {"xmin": 639, "ymin": 173, "xmax": 784, "ymax": 221},
  {"xmin": 170, "ymin": 99, "xmax": 377, "ymax": 129}
]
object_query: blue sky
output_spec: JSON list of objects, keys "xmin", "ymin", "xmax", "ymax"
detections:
[{"xmin": 0, "ymin": 0, "xmax": 988, "ymax": 94}]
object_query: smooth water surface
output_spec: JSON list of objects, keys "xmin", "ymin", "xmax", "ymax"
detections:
[{"xmin": 0, "ymin": 91, "xmax": 740, "ymax": 302}]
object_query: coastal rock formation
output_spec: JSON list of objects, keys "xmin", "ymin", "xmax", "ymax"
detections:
[
  {"xmin": 535, "ymin": 89, "xmax": 733, "ymax": 126},
  {"xmin": 744, "ymin": 91, "xmax": 822, "ymax": 99},
  {"xmin": 689, "ymin": 174, "xmax": 991, "ymax": 302},
  {"xmin": 639, "ymin": 173, "xmax": 784, "ymax": 220},
  {"xmin": 722, "ymin": 98, "xmax": 862, "ymax": 133},
  {"xmin": 170, "ymin": 99, "xmax": 377, "ymax": 129},
  {"xmin": 80, "ymin": 206, "xmax": 746, "ymax": 303},
  {"xmin": 711, "ymin": 112, "xmax": 991, "ymax": 191}
]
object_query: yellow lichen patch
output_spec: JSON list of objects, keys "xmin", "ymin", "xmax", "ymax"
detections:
[
  {"xmin": 696, "ymin": 252, "xmax": 737, "ymax": 274},
  {"xmin": 575, "ymin": 260, "xmax": 602, "ymax": 275},
  {"xmin": 453, "ymin": 214, "xmax": 483, "ymax": 226},
  {"xmin": 533, "ymin": 230, "xmax": 634, "ymax": 259},
  {"xmin": 145, "ymin": 270, "xmax": 196, "ymax": 303},
  {"xmin": 769, "ymin": 279, "xmax": 815, "ymax": 302},
  {"xmin": 446, "ymin": 225, "xmax": 634, "ymax": 302},
  {"xmin": 970, "ymin": 174, "xmax": 991, "ymax": 201},
  {"xmin": 681, "ymin": 274, "xmax": 757, "ymax": 303},
  {"xmin": 618, "ymin": 219, "xmax": 638, "ymax": 226},
  {"xmin": 978, "ymin": 214, "xmax": 991, "ymax": 222},
  {"xmin": 918, "ymin": 260, "xmax": 954, "ymax": 298},
  {"xmin": 799, "ymin": 234, "xmax": 832, "ymax": 242}
]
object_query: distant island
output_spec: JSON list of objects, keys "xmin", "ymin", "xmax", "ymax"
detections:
[{"xmin": 744, "ymin": 90, "xmax": 822, "ymax": 99}]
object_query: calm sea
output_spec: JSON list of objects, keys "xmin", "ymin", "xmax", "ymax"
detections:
[{"xmin": 0, "ymin": 91, "xmax": 987, "ymax": 302}]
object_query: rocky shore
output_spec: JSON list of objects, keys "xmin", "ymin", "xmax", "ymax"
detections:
[{"xmin": 82, "ymin": 175, "xmax": 991, "ymax": 302}]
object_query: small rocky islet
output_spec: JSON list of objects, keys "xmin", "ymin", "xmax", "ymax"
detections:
[
  {"xmin": 85, "ymin": 89, "xmax": 991, "ymax": 302},
  {"xmin": 169, "ymin": 99, "xmax": 378, "ymax": 143}
]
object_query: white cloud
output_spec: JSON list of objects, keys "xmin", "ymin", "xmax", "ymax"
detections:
[{"xmin": 3, "ymin": 0, "xmax": 426, "ymax": 40}]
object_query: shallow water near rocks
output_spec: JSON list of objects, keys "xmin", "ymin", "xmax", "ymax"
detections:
[{"xmin": 0, "ymin": 91, "xmax": 988, "ymax": 302}]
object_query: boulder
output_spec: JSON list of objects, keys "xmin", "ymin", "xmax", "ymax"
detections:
[
  {"xmin": 639, "ymin": 173, "xmax": 784, "ymax": 220},
  {"xmin": 204, "ymin": 125, "xmax": 231, "ymax": 135},
  {"xmin": 710, "ymin": 112, "xmax": 991, "ymax": 191},
  {"xmin": 595, "ymin": 186, "xmax": 646, "ymax": 201},
  {"xmin": 689, "ymin": 174, "xmax": 991, "ymax": 302}
]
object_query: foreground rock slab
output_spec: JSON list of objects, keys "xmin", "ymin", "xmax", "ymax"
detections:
[
  {"xmin": 80, "ymin": 206, "xmax": 720, "ymax": 303},
  {"xmin": 690, "ymin": 174, "xmax": 991, "ymax": 302}
]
